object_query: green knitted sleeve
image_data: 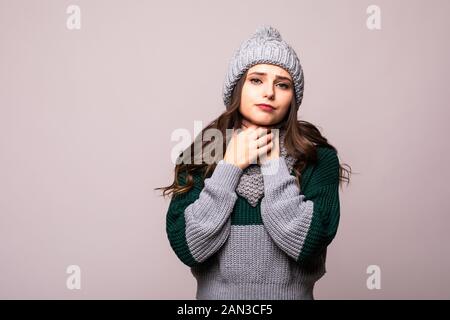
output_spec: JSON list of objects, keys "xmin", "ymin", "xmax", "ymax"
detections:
[
  {"xmin": 165, "ymin": 171, "xmax": 204, "ymax": 267},
  {"xmin": 298, "ymin": 147, "xmax": 341, "ymax": 263}
]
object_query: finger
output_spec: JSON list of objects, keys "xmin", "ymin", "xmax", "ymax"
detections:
[
  {"xmin": 245, "ymin": 127, "xmax": 259, "ymax": 141},
  {"xmin": 257, "ymin": 140, "xmax": 273, "ymax": 153},
  {"xmin": 271, "ymin": 131, "xmax": 279, "ymax": 147},
  {"xmin": 241, "ymin": 126, "xmax": 256, "ymax": 139},
  {"xmin": 255, "ymin": 131, "xmax": 273, "ymax": 148},
  {"xmin": 257, "ymin": 142, "xmax": 273, "ymax": 159},
  {"xmin": 258, "ymin": 126, "xmax": 270, "ymax": 136},
  {"xmin": 246, "ymin": 127, "xmax": 270, "ymax": 142},
  {"xmin": 248, "ymin": 127, "xmax": 269, "ymax": 141}
]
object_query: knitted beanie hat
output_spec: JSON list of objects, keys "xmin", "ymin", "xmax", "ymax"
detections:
[{"xmin": 222, "ymin": 25, "xmax": 304, "ymax": 110}]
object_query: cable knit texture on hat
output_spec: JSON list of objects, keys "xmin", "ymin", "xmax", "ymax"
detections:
[
  {"xmin": 222, "ymin": 25, "xmax": 304, "ymax": 110},
  {"xmin": 235, "ymin": 127, "xmax": 297, "ymax": 207}
]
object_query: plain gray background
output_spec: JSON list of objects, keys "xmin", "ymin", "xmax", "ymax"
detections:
[{"xmin": 1, "ymin": 0, "xmax": 449, "ymax": 299}]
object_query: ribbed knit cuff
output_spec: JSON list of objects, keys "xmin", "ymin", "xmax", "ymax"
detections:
[
  {"xmin": 260, "ymin": 157, "xmax": 285, "ymax": 176},
  {"xmin": 261, "ymin": 157, "xmax": 298, "ymax": 198},
  {"xmin": 209, "ymin": 160, "xmax": 243, "ymax": 191}
]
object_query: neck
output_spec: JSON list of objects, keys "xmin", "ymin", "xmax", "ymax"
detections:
[{"xmin": 241, "ymin": 119, "xmax": 286, "ymax": 130}]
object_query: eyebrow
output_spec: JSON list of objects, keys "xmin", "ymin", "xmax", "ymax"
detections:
[{"xmin": 247, "ymin": 72, "xmax": 293, "ymax": 83}]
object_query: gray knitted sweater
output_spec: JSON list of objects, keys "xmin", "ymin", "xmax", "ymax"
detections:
[{"xmin": 166, "ymin": 134, "xmax": 341, "ymax": 300}]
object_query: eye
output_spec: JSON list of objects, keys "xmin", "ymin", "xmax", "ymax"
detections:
[
  {"xmin": 250, "ymin": 78, "xmax": 290, "ymax": 89},
  {"xmin": 278, "ymin": 83, "xmax": 290, "ymax": 89}
]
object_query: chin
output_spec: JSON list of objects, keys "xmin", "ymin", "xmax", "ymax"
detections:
[{"xmin": 251, "ymin": 117, "xmax": 276, "ymax": 127}]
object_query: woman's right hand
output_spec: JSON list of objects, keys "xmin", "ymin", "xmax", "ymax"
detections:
[{"xmin": 223, "ymin": 127, "xmax": 274, "ymax": 170}]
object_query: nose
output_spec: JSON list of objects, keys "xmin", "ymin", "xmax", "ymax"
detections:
[{"xmin": 263, "ymin": 83, "xmax": 275, "ymax": 100}]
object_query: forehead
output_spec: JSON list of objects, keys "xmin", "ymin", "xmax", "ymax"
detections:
[{"xmin": 247, "ymin": 63, "xmax": 291, "ymax": 79}]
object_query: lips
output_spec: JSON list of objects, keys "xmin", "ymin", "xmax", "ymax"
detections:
[{"xmin": 256, "ymin": 104, "xmax": 275, "ymax": 111}]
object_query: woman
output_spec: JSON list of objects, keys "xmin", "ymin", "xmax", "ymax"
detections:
[{"xmin": 156, "ymin": 25, "xmax": 351, "ymax": 300}]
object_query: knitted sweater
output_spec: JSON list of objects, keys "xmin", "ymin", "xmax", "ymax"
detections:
[{"xmin": 166, "ymin": 146, "xmax": 340, "ymax": 300}]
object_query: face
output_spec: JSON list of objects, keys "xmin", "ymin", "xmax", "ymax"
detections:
[{"xmin": 239, "ymin": 64, "xmax": 294, "ymax": 129}]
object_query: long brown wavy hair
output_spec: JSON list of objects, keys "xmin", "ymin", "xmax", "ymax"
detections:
[{"xmin": 155, "ymin": 69, "xmax": 352, "ymax": 199}]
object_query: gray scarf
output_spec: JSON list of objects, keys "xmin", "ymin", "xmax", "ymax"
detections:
[{"xmin": 235, "ymin": 127, "xmax": 297, "ymax": 207}]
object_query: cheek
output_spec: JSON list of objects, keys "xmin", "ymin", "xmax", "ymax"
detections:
[
  {"xmin": 280, "ymin": 92, "xmax": 294, "ymax": 108},
  {"xmin": 240, "ymin": 86, "xmax": 257, "ymax": 107},
  {"xmin": 243, "ymin": 82, "xmax": 261, "ymax": 97},
  {"xmin": 282, "ymin": 90, "xmax": 294, "ymax": 102},
  {"xmin": 278, "ymin": 95, "xmax": 293, "ymax": 115},
  {"xmin": 279, "ymin": 106, "xmax": 291, "ymax": 118}
]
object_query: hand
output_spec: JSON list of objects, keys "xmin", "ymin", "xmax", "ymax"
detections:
[
  {"xmin": 223, "ymin": 126, "xmax": 274, "ymax": 170},
  {"xmin": 258, "ymin": 128, "xmax": 280, "ymax": 165}
]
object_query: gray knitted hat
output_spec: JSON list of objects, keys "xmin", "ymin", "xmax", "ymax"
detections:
[{"xmin": 222, "ymin": 25, "xmax": 304, "ymax": 110}]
